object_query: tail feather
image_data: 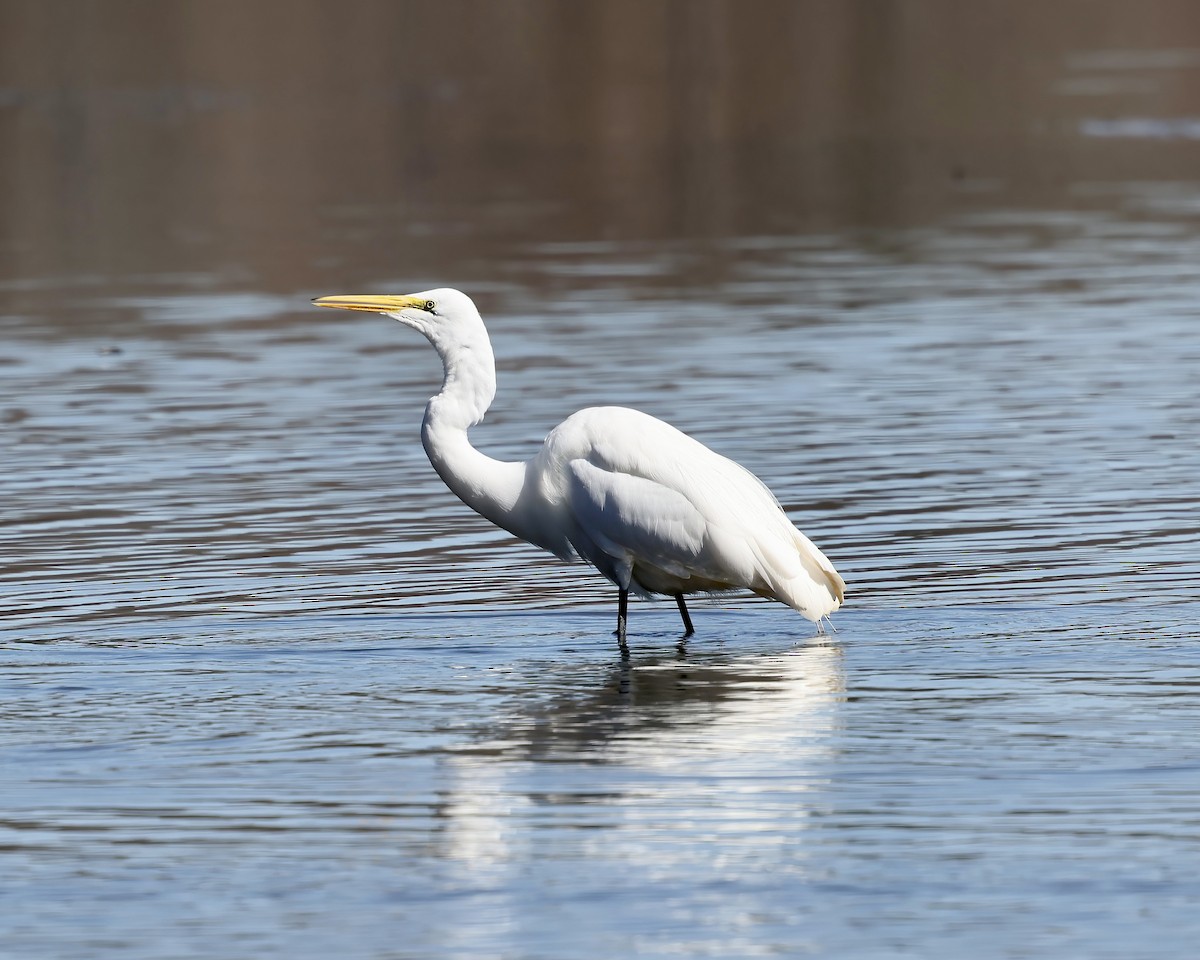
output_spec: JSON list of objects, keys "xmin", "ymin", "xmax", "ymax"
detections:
[{"xmin": 748, "ymin": 528, "xmax": 844, "ymax": 623}]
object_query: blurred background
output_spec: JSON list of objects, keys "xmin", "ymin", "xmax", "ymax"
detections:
[
  {"xmin": 4, "ymin": 3, "xmax": 1200, "ymax": 959},
  {"xmin": 7, "ymin": 0, "xmax": 1200, "ymax": 291}
]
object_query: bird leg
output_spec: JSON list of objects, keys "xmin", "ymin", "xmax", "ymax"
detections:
[
  {"xmin": 616, "ymin": 587, "xmax": 629, "ymax": 655},
  {"xmin": 674, "ymin": 593, "xmax": 695, "ymax": 637}
]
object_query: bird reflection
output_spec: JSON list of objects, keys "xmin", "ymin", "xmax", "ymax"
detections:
[{"xmin": 436, "ymin": 637, "xmax": 845, "ymax": 868}]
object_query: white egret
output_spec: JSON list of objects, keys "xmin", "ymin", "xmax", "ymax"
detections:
[{"xmin": 314, "ymin": 289, "xmax": 844, "ymax": 649}]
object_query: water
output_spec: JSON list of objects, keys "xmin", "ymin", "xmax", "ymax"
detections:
[{"xmin": 4, "ymin": 4, "xmax": 1200, "ymax": 957}]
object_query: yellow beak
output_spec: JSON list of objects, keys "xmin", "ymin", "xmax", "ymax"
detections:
[{"xmin": 312, "ymin": 294, "xmax": 427, "ymax": 314}]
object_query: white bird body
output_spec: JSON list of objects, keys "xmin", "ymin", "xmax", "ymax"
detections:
[{"xmin": 314, "ymin": 288, "xmax": 844, "ymax": 647}]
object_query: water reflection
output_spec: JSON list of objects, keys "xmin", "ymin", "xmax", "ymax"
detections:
[
  {"xmin": 460, "ymin": 638, "xmax": 843, "ymax": 761},
  {"xmin": 439, "ymin": 639, "xmax": 843, "ymax": 908}
]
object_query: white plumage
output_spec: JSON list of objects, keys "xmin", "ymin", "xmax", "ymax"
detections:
[{"xmin": 314, "ymin": 288, "xmax": 844, "ymax": 649}]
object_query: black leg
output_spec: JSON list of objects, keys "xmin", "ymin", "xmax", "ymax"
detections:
[
  {"xmin": 674, "ymin": 593, "xmax": 695, "ymax": 637},
  {"xmin": 616, "ymin": 587, "xmax": 629, "ymax": 655}
]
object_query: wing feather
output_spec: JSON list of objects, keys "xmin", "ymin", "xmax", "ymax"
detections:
[
  {"xmin": 536, "ymin": 406, "xmax": 843, "ymax": 617},
  {"xmin": 565, "ymin": 459, "xmax": 709, "ymax": 588}
]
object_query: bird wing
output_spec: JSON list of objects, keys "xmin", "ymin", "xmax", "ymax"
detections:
[
  {"xmin": 564, "ymin": 458, "xmax": 712, "ymax": 589},
  {"xmin": 542, "ymin": 406, "xmax": 843, "ymax": 615}
]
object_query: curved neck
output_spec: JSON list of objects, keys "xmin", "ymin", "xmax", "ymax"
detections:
[{"xmin": 419, "ymin": 320, "xmax": 527, "ymax": 531}]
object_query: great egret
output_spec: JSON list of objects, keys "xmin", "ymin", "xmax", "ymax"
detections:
[{"xmin": 314, "ymin": 288, "xmax": 844, "ymax": 649}]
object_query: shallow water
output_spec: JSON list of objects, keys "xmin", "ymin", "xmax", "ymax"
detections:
[
  {"xmin": 7, "ymin": 209, "xmax": 1200, "ymax": 959},
  {"xmin": 5, "ymin": 4, "xmax": 1200, "ymax": 958}
]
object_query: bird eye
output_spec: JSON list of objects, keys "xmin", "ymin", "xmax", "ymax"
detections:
[{"xmin": 424, "ymin": 300, "xmax": 436, "ymax": 313}]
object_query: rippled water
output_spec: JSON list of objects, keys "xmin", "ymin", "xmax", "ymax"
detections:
[
  {"xmin": 5, "ymin": 207, "xmax": 1200, "ymax": 958},
  {"xmin": 6, "ymin": 212, "xmax": 1198, "ymax": 627},
  {"xmin": 7, "ymin": 3, "xmax": 1200, "ymax": 954}
]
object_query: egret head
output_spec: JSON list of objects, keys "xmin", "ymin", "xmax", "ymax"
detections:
[{"xmin": 313, "ymin": 288, "xmax": 480, "ymax": 339}]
